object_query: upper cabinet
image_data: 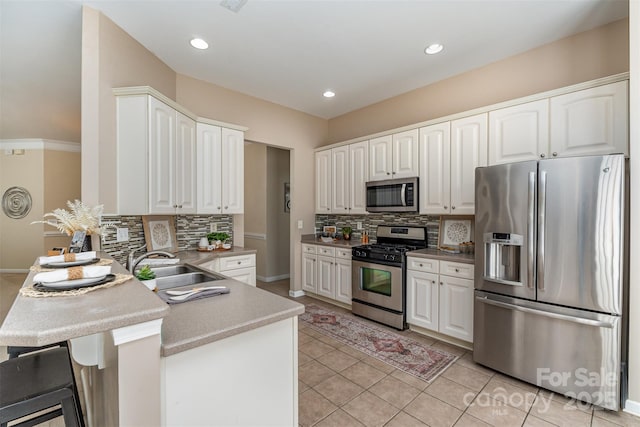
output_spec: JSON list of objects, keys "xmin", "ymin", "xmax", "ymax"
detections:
[
  {"xmin": 114, "ymin": 87, "xmax": 247, "ymax": 215},
  {"xmin": 489, "ymin": 81, "xmax": 629, "ymax": 164},
  {"xmin": 196, "ymin": 123, "xmax": 245, "ymax": 214},
  {"xmin": 549, "ymin": 80, "xmax": 628, "ymax": 158},
  {"xmin": 369, "ymin": 129, "xmax": 418, "ymax": 181},
  {"xmin": 316, "ymin": 141, "xmax": 368, "ymax": 214},
  {"xmin": 419, "ymin": 114, "xmax": 487, "ymax": 216}
]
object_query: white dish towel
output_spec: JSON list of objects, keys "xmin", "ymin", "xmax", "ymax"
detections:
[
  {"xmin": 38, "ymin": 251, "xmax": 98, "ymax": 265},
  {"xmin": 33, "ymin": 266, "xmax": 112, "ymax": 283}
]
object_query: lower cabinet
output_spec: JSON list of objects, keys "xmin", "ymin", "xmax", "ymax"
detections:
[
  {"xmin": 301, "ymin": 244, "xmax": 351, "ymax": 305},
  {"xmin": 406, "ymin": 256, "xmax": 474, "ymax": 342},
  {"xmin": 200, "ymin": 253, "xmax": 256, "ymax": 286}
]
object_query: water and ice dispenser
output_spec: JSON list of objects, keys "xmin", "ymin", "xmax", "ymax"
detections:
[{"xmin": 483, "ymin": 232, "xmax": 523, "ymax": 286}]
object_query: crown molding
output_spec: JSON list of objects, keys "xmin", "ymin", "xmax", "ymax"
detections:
[{"xmin": 0, "ymin": 139, "xmax": 81, "ymax": 152}]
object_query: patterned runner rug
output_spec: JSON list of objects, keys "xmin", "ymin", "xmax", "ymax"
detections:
[{"xmin": 300, "ymin": 304, "xmax": 458, "ymax": 383}]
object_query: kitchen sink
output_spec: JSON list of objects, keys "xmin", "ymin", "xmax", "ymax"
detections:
[
  {"xmin": 154, "ymin": 271, "xmax": 224, "ymax": 291},
  {"xmin": 149, "ymin": 265, "xmax": 198, "ymax": 278}
]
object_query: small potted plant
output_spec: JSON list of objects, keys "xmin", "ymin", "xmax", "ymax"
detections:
[
  {"xmin": 135, "ymin": 265, "xmax": 157, "ymax": 291},
  {"xmin": 207, "ymin": 232, "xmax": 231, "ymax": 249},
  {"xmin": 342, "ymin": 226, "xmax": 352, "ymax": 240}
]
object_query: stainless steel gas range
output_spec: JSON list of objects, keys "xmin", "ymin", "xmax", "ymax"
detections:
[{"xmin": 351, "ymin": 225, "xmax": 428, "ymax": 330}]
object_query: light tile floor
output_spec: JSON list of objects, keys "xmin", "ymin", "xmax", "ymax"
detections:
[{"xmin": 258, "ymin": 279, "xmax": 640, "ymax": 427}]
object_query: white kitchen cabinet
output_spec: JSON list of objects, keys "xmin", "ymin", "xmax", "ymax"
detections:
[
  {"xmin": 301, "ymin": 244, "xmax": 352, "ymax": 305},
  {"xmin": 488, "ymin": 99, "xmax": 549, "ymax": 165},
  {"xmin": 450, "ymin": 113, "xmax": 487, "ymax": 215},
  {"xmin": 407, "ymin": 257, "xmax": 474, "ymax": 343},
  {"xmin": 148, "ymin": 98, "xmax": 196, "ymax": 214},
  {"xmin": 200, "ymin": 253, "xmax": 256, "ymax": 286},
  {"xmin": 196, "ymin": 123, "xmax": 245, "ymax": 214},
  {"xmin": 349, "ymin": 141, "xmax": 369, "ymax": 214},
  {"xmin": 550, "ymin": 80, "xmax": 628, "ymax": 158},
  {"xmin": 369, "ymin": 129, "xmax": 418, "ymax": 181},
  {"xmin": 315, "ymin": 149, "xmax": 332, "ymax": 213},
  {"xmin": 419, "ymin": 122, "xmax": 451, "ymax": 215},
  {"xmin": 418, "ymin": 115, "xmax": 485, "ymax": 216},
  {"xmin": 301, "ymin": 245, "xmax": 317, "ymax": 293},
  {"xmin": 332, "ymin": 146, "xmax": 350, "ymax": 213},
  {"xmin": 117, "ymin": 94, "xmax": 197, "ymax": 215}
]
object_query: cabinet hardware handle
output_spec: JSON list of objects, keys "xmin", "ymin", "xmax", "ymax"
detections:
[
  {"xmin": 178, "ymin": 205, "xmax": 183, "ymax": 208},
  {"xmin": 237, "ymin": 261, "xmax": 241, "ymax": 264},
  {"xmin": 440, "ymin": 282, "xmax": 443, "ymax": 285},
  {"xmin": 173, "ymin": 204, "xmax": 177, "ymax": 208},
  {"xmin": 419, "ymin": 263, "xmax": 423, "ymax": 267},
  {"xmin": 452, "ymin": 206, "xmax": 456, "ymax": 210},
  {"xmin": 225, "ymin": 206, "xmax": 228, "ymax": 209},
  {"xmin": 217, "ymin": 206, "xmax": 221, "ymax": 210},
  {"xmin": 552, "ymin": 152, "xmax": 558, "ymax": 157},
  {"xmin": 455, "ymin": 268, "xmax": 459, "ymax": 272},
  {"xmin": 392, "ymin": 172, "xmax": 396, "ymax": 174},
  {"xmin": 432, "ymin": 281, "xmax": 436, "ymax": 284},
  {"xmin": 444, "ymin": 206, "xmax": 448, "ymax": 210},
  {"xmin": 387, "ymin": 172, "xmax": 391, "ymax": 175},
  {"xmin": 540, "ymin": 153, "xmax": 546, "ymax": 158},
  {"xmin": 345, "ymin": 207, "xmax": 347, "ymax": 210}
]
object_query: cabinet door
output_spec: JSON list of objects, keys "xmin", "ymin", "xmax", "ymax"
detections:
[
  {"xmin": 349, "ymin": 141, "xmax": 369, "ymax": 214},
  {"xmin": 419, "ymin": 122, "xmax": 451, "ymax": 215},
  {"xmin": 332, "ymin": 146, "xmax": 350, "ymax": 213},
  {"xmin": 489, "ymin": 99, "xmax": 549, "ymax": 165},
  {"xmin": 392, "ymin": 129, "xmax": 419, "ymax": 178},
  {"xmin": 316, "ymin": 255, "xmax": 335, "ymax": 299},
  {"xmin": 369, "ymin": 135, "xmax": 393, "ymax": 181},
  {"xmin": 302, "ymin": 253, "xmax": 317, "ymax": 293},
  {"xmin": 439, "ymin": 275, "xmax": 473, "ymax": 342},
  {"xmin": 550, "ymin": 81, "xmax": 628, "ymax": 158},
  {"xmin": 315, "ymin": 150, "xmax": 332, "ymax": 213},
  {"xmin": 196, "ymin": 123, "xmax": 222, "ymax": 214},
  {"xmin": 223, "ymin": 267, "xmax": 256, "ymax": 287},
  {"xmin": 175, "ymin": 112, "xmax": 197, "ymax": 213},
  {"xmin": 450, "ymin": 113, "xmax": 487, "ymax": 215},
  {"xmin": 406, "ymin": 270, "xmax": 439, "ymax": 331},
  {"xmin": 149, "ymin": 97, "xmax": 176, "ymax": 214},
  {"xmin": 221, "ymin": 128, "xmax": 244, "ymax": 214},
  {"xmin": 335, "ymin": 258, "xmax": 352, "ymax": 304}
]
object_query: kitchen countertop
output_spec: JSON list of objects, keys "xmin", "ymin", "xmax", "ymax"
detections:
[
  {"xmin": 301, "ymin": 234, "xmax": 363, "ymax": 248},
  {"xmin": 406, "ymin": 248, "xmax": 475, "ymax": 264},
  {"xmin": 0, "ymin": 248, "xmax": 304, "ymax": 357}
]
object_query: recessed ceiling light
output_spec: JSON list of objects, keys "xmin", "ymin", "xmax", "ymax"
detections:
[
  {"xmin": 190, "ymin": 38, "xmax": 209, "ymax": 50},
  {"xmin": 323, "ymin": 90, "xmax": 335, "ymax": 98},
  {"xmin": 424, "ymin": 43, "xmax": 444, "ymax": 55}
]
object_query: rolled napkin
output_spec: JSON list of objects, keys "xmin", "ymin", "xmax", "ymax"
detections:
[
  {"xmin": 33, "ymin": 265, "xmax": 112, "ymax": 284},
  {"xmin": 38, "ymin": 251, "xmax": 97, "ymax": 265}
]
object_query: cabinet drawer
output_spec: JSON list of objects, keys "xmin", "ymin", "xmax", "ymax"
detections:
[
  {"xmin": 218, "ymin": 254, "xmax": 256, "ymax": 271},
  {"xmin": 317, "ymin": 246, "xmax": 336, "ymax": 257},
  {"xmin": 439, "ymin": 260, "xmax": 474, "ymax": 279},
  {"xmin": 335, "ymin": 248, "xmax": 352, "ymax": 259},
  {"xmin": 407, "ymin": 257, "xmax": 439, "ymax": 273},
  {"xmin": 302, "ymin": 244, "xmax": 317, "ymax": 254}
]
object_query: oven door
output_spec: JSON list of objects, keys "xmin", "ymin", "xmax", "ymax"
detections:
[{"xmin": 352, "ymin": 259, "xmax": 403, "ymax": 312}]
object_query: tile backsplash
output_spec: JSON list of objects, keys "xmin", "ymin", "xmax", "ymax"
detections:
[
  {"xmin": 315, "ymin": 213, "xmax": 443, "ymax": 247},
  {"xmin": 101, "ymin": 214, "xmax": 233, "ymax": 265}
]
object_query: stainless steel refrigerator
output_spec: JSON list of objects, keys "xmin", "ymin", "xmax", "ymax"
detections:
[{"xmin": 473, "ymin": 154, "xmax": 627, "ymax": 410}]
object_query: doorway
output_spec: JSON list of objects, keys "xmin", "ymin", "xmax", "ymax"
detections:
[{"xmin": 244, "ymin": 142, "xmax": 291, "ymax": 283}]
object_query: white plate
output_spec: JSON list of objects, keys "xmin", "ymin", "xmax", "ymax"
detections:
[
  {"xmin": 39, "ymin": 275, "xmax": 107, "ymax": 289},
  {"xmin": 41, "ymin": 258, "xmax": 100, "ymax": 268}
]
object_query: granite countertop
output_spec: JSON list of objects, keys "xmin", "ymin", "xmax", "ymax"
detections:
[
  {"xmin": 406, "ymin": 248, "xmax": 475, "ymax": 264},
  {"xmin": 0, "ymin": 247, "xmax": 304, "ymax": 356}
]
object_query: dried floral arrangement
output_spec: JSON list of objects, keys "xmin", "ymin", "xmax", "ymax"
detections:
[{"xmin": 31, "ymin": 199, "xmax": 115, "ymax": 236}]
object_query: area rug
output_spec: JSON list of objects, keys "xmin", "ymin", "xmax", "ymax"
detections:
[{"xmin": 300, "ymin": 304, "xmax": 458, "ymax": 383}]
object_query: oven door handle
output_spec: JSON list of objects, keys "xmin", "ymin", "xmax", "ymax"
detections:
[{"xmin": 400, "ymin": 184, "xmax": 406, "ymax": 206}]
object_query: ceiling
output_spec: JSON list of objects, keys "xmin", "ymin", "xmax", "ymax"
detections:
[{"xmin": 1, "ymin": 0, "xmax": 629, "ymax": 122}]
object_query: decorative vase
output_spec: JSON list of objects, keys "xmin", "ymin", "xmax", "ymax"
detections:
[{"xmin": 344, "ymin": 233, "xmax": 351, "ymax": 241}]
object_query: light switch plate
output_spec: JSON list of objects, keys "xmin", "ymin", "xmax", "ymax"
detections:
[
  {"xmin": 357, "ymin": 221, "xmax": 362, "ymax": 230},
  {"xmin": 116, "ymin": 227, "xmax": 129, "ymax": 242},
  {"xmin": 210, "ymin": 223, "xmax": 217, "ymax": 232},
  {"xmin": 297, "ymin": 220, "xmax": 303, "ymax": 229}
]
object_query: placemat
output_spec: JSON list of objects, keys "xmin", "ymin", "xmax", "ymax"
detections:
[{"xmin": 19, "ymin": 273, "xmax": 134, "ymax": 298}]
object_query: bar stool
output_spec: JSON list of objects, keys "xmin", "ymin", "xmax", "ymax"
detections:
[{"xmin": 0, "ymin": 346, "xmax": 85, "ymax": 427}]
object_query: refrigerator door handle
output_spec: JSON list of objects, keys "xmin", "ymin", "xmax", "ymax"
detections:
[
  {"xmin": 537, "ymin": 170, "xmax": 547, "ymax": 292},
  {"xmin": 475, "ymin": 296, "xmax": 614, "ymax": 328},
  {"xmin": 527, "ymin": 171, "xmax": 535, "ymax": 289}
]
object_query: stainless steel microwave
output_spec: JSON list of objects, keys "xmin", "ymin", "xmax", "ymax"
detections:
[{"xmin": 366, "ymin": 177, "xmax": 418, "ymax": 213}]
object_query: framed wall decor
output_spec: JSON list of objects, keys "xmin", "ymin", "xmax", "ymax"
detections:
[
  {"xmin": 142, "ymin": 215, "xmax": 178, "ymax": 252},
  {"xmin": 438, "ymin": 216, "xmax": 474, "ymax": 249}
]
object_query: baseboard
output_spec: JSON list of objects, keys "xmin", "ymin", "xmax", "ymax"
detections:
[
  {"xmin": 289, "ymin": 289, "xmax": 305, "ymax": 298},
  {"xmin": 0, "ymin": 269, "xmax": 30, "ymax": 274},
  {"xmin": 256, "ymin": 274, "xmax": 290, "ymax": 283},
  {"xmin": 624, "ymin": 398, "xmax": 640, "ymax": 416},
  {"xmin": 408, "ymin": 324, "xmax": 473, "ymax": 351}
]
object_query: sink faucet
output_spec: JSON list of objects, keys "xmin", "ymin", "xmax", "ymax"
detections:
[{"xmin": 127, "ymin": 244, "xmax": 176, "ymax": 273}]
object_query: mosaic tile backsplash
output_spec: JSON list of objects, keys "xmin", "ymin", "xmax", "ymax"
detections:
[
  {"xmin": 101, "ymin": 214, "xmax": 233, "ymax": 265},
  {"xmin": 315, "ymin": 213, "xmax": 447, "ymax": 248}
]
